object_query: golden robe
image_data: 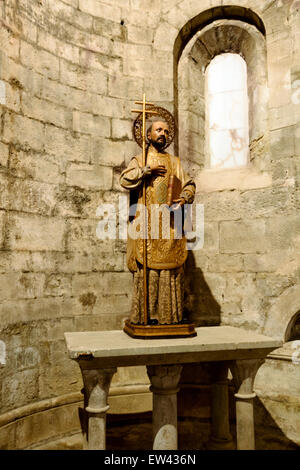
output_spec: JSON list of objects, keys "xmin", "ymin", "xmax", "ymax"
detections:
[{"xmin": 120, "ymin": 145, "xmax": 195, "ymax": 324}]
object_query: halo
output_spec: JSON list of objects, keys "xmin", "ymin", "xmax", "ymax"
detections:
[{"xmin": 132, "ymin": 105, "xmax": 176, "ymax": 149}]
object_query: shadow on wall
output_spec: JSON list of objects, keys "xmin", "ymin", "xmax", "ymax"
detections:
[
  {"xmin": 254, "ymin": 396, "xmax": 300, "ymax": 450},
  {"xmin": 184, "ymin": 251, "xmax": 221, "ymax": 327}
]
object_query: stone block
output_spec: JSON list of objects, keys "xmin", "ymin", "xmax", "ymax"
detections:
[
  {"xmin": 92, "ymin": 293, "xmax": 131, "ymax": 315},
  {"xmin": 124, "ymin": 50, "xmax": 171, "ymax": 79},
  {"xmin": 263, "ymin": 3, "xmax": 290, "ymax": 36},
  {"xmin": 0, "ymin": 422, "xmax": 15, "ymax": 450},
  {"xmin": 271, "ymin": 158, "xmax": 296, "ymax": 186},
  {"xmin": 79, "ymin": 49, "xmax": 122, "ymax": 74},
  {"xmin": 266, "ymin": 215, "xmax": 300, "ymax": 250},
  {"xmin": 220, "ymin": 219, "xmax": 267, "ymax": 253},
  {"xmin": 269, "ymin": 103, "xmax": 297, "ymax": 130},
  {"xmin": 123, "ymin": 4, "xmax": 161, "ymax": 28},
  {"xmin": 22, "ymin": 92, "xmax": 72, "ymax": 129},
  {"xmin": 66, "ymin": 218, "xmax": 115, "ymax": 253},
  {"xmin": 208, "ymin": 254, "xmax": 244, "ymax": 273},
  {"xmin": 79, "ymin": 0, "xmax": 121, "ymax": 22},
  {"xmin": 111, "ymin": 118, "xmax": 132, "ymax": 140},
  {"xmin": 223, "ymin": 273, "xmax": 256, "ymax": 303},
  {"xmin": 44, "ymin": 274, "xmax": 72, "ymax": 297},
  {"xmin": 89, "ymin": 95, "xmax": 125, "ymax": 119},
  {"xmin": 0, "ymin": 297, "xmax": 70, "ymax": 329},
  {"xmin": 268, "ymin": 58, "xmax": 291, "ymax": 109},
  {"xmin": 0, "ymin": 141, "xmax": 9, "ymax": 167},
  {"xmin": 93, "ymin": 17, "xmax": 125, "ymax": 41},
  {"xmin": 44, "ymin": 124, "xmax": 91, "ymax": 163},
  {"xmin": 1, "ymin": 80, "xmax": 21, "ymax": 113},
  {"xmin": 20, "ymin": 41, "xmax": 60, "ymax": 80},
  {"xmin": 203, "ymin": 221, "xmax": 219, "ymax": 252},
  {"xmin": 153, "ymin": 21, "xmax": 179, "ymax": 51},
  {"xmin": 72, "ymin": 271, "xmax": 132, "ymax": 297},
  {"xmin": 41, "ymin": 77, "xmax": 74, "ymax": 109},
  {"xmin": 91, "ymin": 251, "xmax": 124, "ymax": 272},
  {"xmin": 92, "ymin": 138, "xmax": 125, "ymax": 166},
  {"xmin": 0, "ymin": 55, "xmax": 43, "ymax": 98},
  {"xmin": 255, "ymin": 274, "xmax": 294, "ymax": 298},
  {"xmin": 72, "ymin": 110, "xmax": 110, "ymax": 137},
  {"xmin": 8, "ymin": 178, "xmax": 57, "ymax": 216},
  {"xmin": 240, "ymin": 187, "xmax": 295, "ymax": 218},
  {"xmin": 9, "ymin": 149, "xmax": 63, "ymax": 185},
  {"xmin": 127, "ymin": 24, "xmax": 154, "ymax": 45},
  {"xmin": 66, "ymin": 162, "xmax": 113, "ymax": 190},
  {"xmin": 33, "ymin": 251, "xmax": 82, "ymax": 274},
  {"xmin": 54, "ymin": 185, "xmax": 98, "ymax": 218},
  {"xmin": 3, "ymin": 113, "xmax": 45, "ymax": 152},
  {"xmin": 1, "ymin": 369, "xmax": 39, "ymax": 410},
  {"xmin": 60, "ymin": 59, "xmax": 108, "ymax": 95},
  {"xmin": 295, "ymin": 122, "xmax": 300, "ymax": 156},
  {"xmin": 43, "ymin": 317, "xmax": 75, "ymax": 342},
  {"xmin": 0, "ymin": 251, "xmax": 32, "ymax": 274},
  {"xmin": 0, "ymin": 174, "xmax": 9, "ymax": 209},
  {"xmin": 73, "ymin": 312, "xmax": 127, "ymax": 331},
  {"xmin": 30, "ymin": 251, "xmax": 57, "ymax": 273},
  {"xmin": 143, "ymin": 76, "xmax": 174, "ymax": 102},
  {"xmin": 108, "ymin": 75, "xmax": 143, "ymax": 99},
  {"xmin": 243, "ymin": 250, "xmax": 295, "ymax": 274},
  {"xmin": 6, "ymin": 213, "xmax": 66, "ymax": 251},
  {"xmin": 202, "ymin": 272, "xmax": 226, "ymax": 304},
  {"xmin": 13, "ymin": 401, "xmax": 81, "ymax": 449},
  {"xmin": 201, "ymin": 190, "xmax": 241, "ymax": 221},
  {"xmin": 59, "ymin": 0, "xmax": 78, "ymax": 6},
  {"xmin": 0, "ymin": 210, "xmax": 5, "ymax": 248},
  {"xmin": 50, "ymin": 0, "xmax": 93, "ymax": 31},
  {"xmin": 18, "ymin": 12, "xmax": 38, "ymax": 43},
  {"xmin": 37, "ymin": 28, "xmax": 80, "ymax": 64},
  {"xmin": 0, "ymin": 27, "xmax": 20, "ymax": 60},
  {"xmin": 270, "ymin": 125, "xmax": 295, "ymax": 160}
]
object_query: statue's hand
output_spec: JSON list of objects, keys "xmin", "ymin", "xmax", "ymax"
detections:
[
  {"xmin": 150, "ymin": 165, "xmax": 167, "ymax": 177},
  {"xmin": 172, "ymin": 198, "xmax": 185, "ymax": 210}
]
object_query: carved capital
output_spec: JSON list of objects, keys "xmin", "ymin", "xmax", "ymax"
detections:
[
  {"xmin": 81, "ymin": 367, "xmax": 117, "ymax": 412},
  {"xmin": 147, "ymin": 364, "xmax": 182, "ymax": 394},
  {"xmin": 229, "ymin": 359, "xmax": 264, "ymax": 398}
]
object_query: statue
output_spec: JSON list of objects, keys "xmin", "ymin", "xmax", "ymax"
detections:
[{"xmin": 120, "ymin": 96, "xmax": 196, "ymax": 338}]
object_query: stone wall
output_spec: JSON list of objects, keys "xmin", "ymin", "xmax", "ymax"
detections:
[{"xmin": 0, "ymin": 0, "xmax": 299, "ymax": 450}]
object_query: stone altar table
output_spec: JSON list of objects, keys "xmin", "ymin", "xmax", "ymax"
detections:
[{"xmin": 64, "ymin": 326, "xmax": 281, "ymax": 450}]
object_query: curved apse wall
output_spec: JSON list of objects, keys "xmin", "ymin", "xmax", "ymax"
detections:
[
  {"xmin": 0, "ymin": 0, "xmax": 153, "ymax": 449},
  {"xmin": 0, "ymin": 0, "xmax": 299, "ymax": 451}
]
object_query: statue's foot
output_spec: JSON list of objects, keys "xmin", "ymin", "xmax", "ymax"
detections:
[{"xmin": 148, "ymin": 319, "xmax": 158, "ymax": 326}]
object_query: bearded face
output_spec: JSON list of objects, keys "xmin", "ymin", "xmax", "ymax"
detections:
[{"xmin": 147, "ymin": 121, "xmax": 169, "ymax": 150}]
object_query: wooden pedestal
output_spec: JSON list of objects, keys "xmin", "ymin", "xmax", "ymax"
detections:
[{"xmin": 123, "ymin": 319, "xmax": 197, "ymax": 339}]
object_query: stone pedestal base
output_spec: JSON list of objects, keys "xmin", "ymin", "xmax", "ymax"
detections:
[{"xmin": 124, "ymin": 320, "xmax": 197, "ymax": 339}]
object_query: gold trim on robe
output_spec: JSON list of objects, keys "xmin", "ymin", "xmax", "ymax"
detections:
[{"xmin": 120, "ymin": 146, "xmax": 196, "ymax": 272}]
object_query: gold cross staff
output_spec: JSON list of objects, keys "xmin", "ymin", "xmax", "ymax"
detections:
[{"xmin": 132, "ymin": 94, "xmax": 158, "ymax": 325}]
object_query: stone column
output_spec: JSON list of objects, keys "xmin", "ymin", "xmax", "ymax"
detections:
[
  {"xmin": 81, "ymin": 367, "xmax": 117, "ymax": 450},
  {"xmin": 147, "ymin": 364, "xmax": 182, "ymax": 450},
  {"xmin": 206, "ymin": 362, "xmax": 235, "ymax": 450},
  {"xmin": 230, "ymin": 359, "xmax": 264, "ymax": 450}
]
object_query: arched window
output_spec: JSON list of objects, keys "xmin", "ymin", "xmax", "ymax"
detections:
[
  {"xmin": 286, "ymin": 310, "xmax": 300, "ymax": 342},
  {"xmin": 205, "ymin": 53, "xmax": 249, "ymax": 169},
  {"xmin": 177, "ymin": 17, "xmax": 268, "ymax": 191}
]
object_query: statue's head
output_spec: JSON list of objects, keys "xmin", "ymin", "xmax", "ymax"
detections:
[{"xmin": 147, "ymin": 120, "xmax": 169, "ymax": 150}]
